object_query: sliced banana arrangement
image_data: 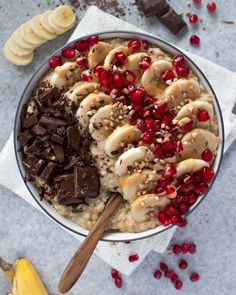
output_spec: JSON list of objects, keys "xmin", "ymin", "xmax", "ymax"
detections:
[{"xmin": 3, "ymin": 5, "xmax": 76, "ymax": 66}]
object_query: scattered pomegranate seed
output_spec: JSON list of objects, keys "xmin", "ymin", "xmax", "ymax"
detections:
[
  {"xmin": 179, "ymin": 183, "xmax": 191, "ymax": 194},
  {"xmin": 162, "ymin": 69, "xmax": 175, "ymax": 83},
  {"xmin": 137, "ymin": 119, "xmax": 146, "ymax": 131},
  {"xmin": 171, "ymin": 215, "xmax": 185, "ymax": 226},
  {"xmin": 194, "ymin": 183, "xmax": 208, "ymax": 195},
  {"xmin": 115, "ymin": 277, "xmax": 122, "ymax": 288},
  {"xmin": 142, "ymin": 40, "xmax": 149, "ymax": 50},
  {"xmin": 75, "ymin": 39, "xmax": 89, "ymax": 52},
  {"xmin": 49, "ymin": 56, "xmax": 62, "ymax": 68},
  {"xmin": 81, "ymin": 73, "xmax": 92, "ymax": 82},
  {"xmin": 76, "ymin": 55, "xmax": 87, "ymax": 67},
  {"xmin": 128, "ymin": 254, "xmax": 139, "ymax": 262},
  {"xmin": 115, "ymin": 51, "xmax": 127, "ymax": 66},
  {"xmin": 61, "ymin": 48, "xmax": 76, "ymax": 59},
  {"xmin": 166, "ymin": 186, "xmax": 177, "ymax": 199},
  {"xmin": 88, "ymin": 35, "xmax": 99, "ymax": 45},
  {"xmin": 202, "ymin": 149, "xmax": 213, "ymax": 162},
  {"xmin": 158, "ymin": 211, "xmax": 170, "ymax": 226},
  {"xmin": 171, "ymin": 273, "xmax": 179, "ymax": 283},
  {"xmin": 164, "ymin": 166, "xmax": 177, "ymax": 177},
  {"xmin": 139, "ymin": 56, "xmax": 152, "ymax": 70},
  {"xmin": 130, "ymin": 88, "xmax": 146, "ymax": 103},
  {"xmin": 123, "ymin": 69, "xmax": 137, "ymax": 84},
  {"xmin": 98, "ymin": 70, "xmax": 110, "ymax": 86},
  {"xmin": 179, "ymin": 259, "xmax": 188, "ymax": 269},
  {"xmin": 141, "ymin": 132, "xmax": 155, "ymax": 144},
  {"xmin": 165, "ymin": 204, "xmax": 178, "ymax": 216},
  {"xmin": 145, "ymin": 117, "xmax": 159, "ymax": 133},
  {"xmin": 190, "ymin": 272, "xmax": 200, "ymax": 282},
  {"xmin": 193, "ymin": 0, "xmax": 202, "ymax": 3},
  {"xmin": 176, "ymin": 66, "xmax": 190, "ymax": 77},
  {"xmin": 179, "ymin": 119, "xmax": 193, "ymax": 131},
  {"xmin": 188, "ymin": 193, "xmax": 198, "ymax": 205},
  {"xmin": 172, "ymin": 55, "xmax": 185, "ymax": 68},
  {"xmin": 197, "ymin": 109, "xmax": 210, "ymax": 121},
  {"xmin": 201, "ymin": 166, "xmax": 215, "ymax": 182},
  {"xmin": 153, "ymin": 143, "xmax": 163, "ymax": 158},
  {"xmin": 139, "ymin": 108, "xmax": 150, "ymax": 118},
  {"xmin": 155, "ymin": 102, "xmax": 168, "ymax": 112},
  {"xmin": 162, "ymin": 140, "xmax": 176, "ymax": 154},
  {"xmin": 179, "ymin": 218, "xmax": 188, "ymax": 227},
  {"xmin": 189, "ymin": 14, "xmax": 199, "ymax": 23},
  {"xmin": 173, "ymin": 244, "xmax": 182, "ymax": 255},
  {"xmin": 178, "ymin": 203, "xmax": 189, "ymax": 214},
  {"xmin": 181, "ymin": 242, "xmax": 189, "ymax": 253},
  {"xmin": 128, "ymin": 39, "xmax": 142, "ymax": 51},
  {"xmin": 165, "ymin": 270, "xmax": 175, "ymax": 278},
  {"xmin": 124, "ymin": 241, "xmax": 131, "ymax": 244},
  {"xmin": 132, "ymin": 101, "xmax": 144, "ymax": 112},
  {"xmin": 189, "ymin": 243, "xmax": 197, "ymax": 254},
  {"xmin": 160, "ymin": 262, "xmax": 168, "ymax": 272},
  {"xmin": 112, "ymin": 73, "xmax": 125, "ymax": 88},
  {"xmin": 152, "ymin": 109, "xmax": 162, "ymax": 119},
  {"xmin": 111, "ymin": 269, "xmax": 119, "ymax": 279},
  {"xmin": 175, "ymin": 280, "xmax": 183, "ymax": 290},
  {"xmin": 153, "ymin": 269, "xmax": 162, "ymax": 279},
  {"xmin": 190, "ymin": 35, "xmax": 201, "ymax": 45},
  {"xmin": 207, "ymin": 1, "xmax": 216, "ymax": 12}
]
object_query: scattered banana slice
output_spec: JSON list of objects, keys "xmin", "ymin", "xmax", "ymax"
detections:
[
  {"xmin": 181, "ymin": 128, "xmax": 219, "ymax": 160},
  {"xmin": 20, "ymin": 21, "xmax": 46, "ymax": 46},
  {"xmin": 88, "ymin": 42, "xmax": 112, "ymax": 69},
  {"xmin": 40, "ymin": 10, "xmax": 57, "ymax": 34},
  {"xmin": 104, "ymin": 124, "xmax": 142, "ymax": 157},
  {"xmin": 89, "ymin": 104, "xmax": 113, "ymax": 141},
  {"xmin": 114, "ymin": 146, "xmax": 154, "ymax": 176},
  {"xmin": 6, "ymin": 37, "xmax": 33, "ymax": 56},
  {"xmin": 131, "ymin": 194, "xmax": 170, "ymax": 222},
  {"xmin": 165, "ymin": 78, "xmax": 201, "ymax": 106},
  {"xmin": 51, "ymin": 5, "xmax": 76, "ymax": 29},
  {"xmin": 66, "ymin": 82, "xmax": 98, "ymax": 105},
  {"xmin": 175, "ymin": 159, "xmax": 209, "ymax": 178},
  {"xmin": 12, "ymin": 29, "xmax": 36, "ymax": 50},
  {"xmin": 125, "ymin": 52, "xmax": 148, "ymax": 72},
  {"xmin": 141, "ymin": 60, "xmax": 172, "ymax": 96},
  {"xmin": 103, "ymin": 46, "xmax": 130, "ymax": 69},
  {"xmin": 76, "ymin": 92, "xmax": 112, "ymax": 127},
  {"xmin": 31, "ymin": 15, "xmax": 57, "ymax": 40},
  {"xmin": 3, "ymin": 43, "xmax": 34, "ymax": 66}
]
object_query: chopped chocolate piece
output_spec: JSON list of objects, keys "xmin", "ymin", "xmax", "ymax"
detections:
[
  {"xmin": 26, "ymin": 138, "xmax": 43, "ymax": 153},
  {"xmin": 39, "ymin": 116, "xmax": 66, "ymax": 129},
  {"xmin": 141, "ymin": 0, "xmax": 169, "ymax": 16},
  {"xmin": 17, "ymin": 130, "xmax": 33, "ymax": 145},
  {"xmin": 20, "ymin": 104, "xmax": 27, "ymax": 122},
  {"xmin": 40, "ymin": 162, "xmax": 57, "ymax": 182},
  {"xmin": 31, "ymin": 124, "xmax": 47, "ymax": 136},
  {"xmin": 54, "ymin": 174, "xmax": 76, "ymax": 205},
  {"xmin": 64, "ymin": 156, "xmax": 83, "ymax": 171},
  {"xmin": 67, "ymin": 124, "xmax": 80, "ymax": 150},
  {"xmin": 39, "ymin": 147, "xmax": 51, "ymax": 158},
  {"xmin": 38, "ymin": 87, "xmax": 61, "ymax": 105},
  {"xmin": 159, "ymin": 9, "xmax": 187, "ymax": 35},
  {"xmin": 74, "ymin": 166, "xmax": 100, "ymax": 199},
  {"xmin": 22, "ymin": 155, "xmax": 45, "ymax": 175},
  {"xmin": 51, "ymin": 141, "xmax": 65, "ymax": 163},
  {"xmin": 22, "ymin": 113, "xmax": 38, "ymax": 128},
  {"xmin": 51, "ymin": 134, "xmax": 64, "ymax": 144}
]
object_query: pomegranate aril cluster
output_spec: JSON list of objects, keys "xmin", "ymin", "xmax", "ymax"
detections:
[
  {"xmin": 111, "ymin": 269, "xmax": 122, "ymax": 288},
  {"xmin": 172, "ymin": 55, "xmax": 190, "ymax": 78}
]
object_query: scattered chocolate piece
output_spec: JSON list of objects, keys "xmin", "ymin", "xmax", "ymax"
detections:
[
  {"xmin": 31, "ymin": 124, "xmax": 47, "ymax": 136},
  {"xmin": 22, "ymin": 113, "xmax": 38, "ymax": 128},
  {"xmin": 40, "ymin": 162, "xmax": 57, "ymax": 182},
  {"xmin": 26, "ymin": 138, "xmax": 43, "ymax": 153},
  {"xmin": 17, "ymin": 130, "xmax": 33, "ymax": 145},
  {"xmin": 38, "ymin": 87, "xmax": 61, "ymax": 105},
  {"xmin": 223, "ymin": 20, "xmax": 234, "ymax": 24},
  {"xmin": 51, "ymin": 141, "xmax": 65, "ymax": 163},
  {"xmin": 22, "ymin": 155, "xmax": 45, "ymax": 175},
  {"xmin": 39, "ymin": 116, "xmax": 66, "ymax": 129},
  {"xmin": 51, "ymin": 133, "xmax": 64, "ymax": 144},
  {"xmin": 64, "ymin": 156, "xmax": 83, "ymax": 170},
  {"xmin": 159, "ymin": 9, "xmax": 187, "ymax": 35},
  {"xmin": 39, "ymin": 147, "xmax": 51, "ymax": 159},
  {"xmin": 67, "ymin": 124, "xmax": 80, "ymax": 150},
  {"xmin": 141, "ymin": 0, "xmax": 169, "ymax": 16},
  {"xmin": 55, "ymin": 174, "xmax": 75, "ymax": 205}
]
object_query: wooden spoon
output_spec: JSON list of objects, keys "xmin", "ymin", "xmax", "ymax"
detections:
[{"xmin": 58, "ymin": 193, "xmax": 123, "ymax": 293}]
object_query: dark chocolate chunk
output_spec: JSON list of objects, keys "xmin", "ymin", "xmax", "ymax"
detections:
[
  {"xmin": 22, "ymin": 155, "xmax": 45, "ymax": 175},
  {"xmin": 26, "ymin": 138, "xmax": 43, "ymax": 153},
  {"xmin": 20, "ymin": 104, "xmax": 28, "ymax": 122},
  {"xmin": 159, "ymin": 9, "xmax": 187, "ymax": 35},
  {"xmin": 51, "ymin": 134, "xmax": 64, "ymax": 144},
  {"xmin": 74, "ymin": 166, "xmax": 100, "ymax": 199},
  {"xmin": 17, "ymin": 130, "xmax": 33, "ymax": 145},
  {"xmin": 39, "ymin": 147, "xmax": 51, "ymax": 159},
  {"xmin": 22, "ymin": 113, "xmax": 38, "ymax": 128},
  {"xmin": 40, "ymin": 162, "xmax": 57, "ymax": 182},
  {"xmin": 64, "ymin": 156, "xmax": 83, "ymax": 171},
  {"xmin": 31, "ymin": 124, "xmax": 47, "ymax": 136},
  {"xmin": 141, "ymin": 0, "xmax": 169, "ymax": 16},
  {"xmin": 39, "ymin": 116, "xmax": 66, "ymax": 129},
  {"xmin": 54, "ymin": 174, "xmax": 76, "ymax": 205},
  {"xmin": 51, "ymin": 141, "xmax": 64, "ymax": 163},
  {"xmin": 67, "ymin": 124, "xmax": 80, "ymax": 150},
  {"xmin": 38, "ymin": 87, "xmax": 61, "ymax": 105}
]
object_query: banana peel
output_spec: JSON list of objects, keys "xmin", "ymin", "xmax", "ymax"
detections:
[{"xmin": 0, "ymin": 257, "xmax": 15, "ymax": 283}]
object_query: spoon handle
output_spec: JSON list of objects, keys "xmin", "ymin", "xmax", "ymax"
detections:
[{"xmin": 58, "ymin": 193, "xmax": 123, "ymax": 294}]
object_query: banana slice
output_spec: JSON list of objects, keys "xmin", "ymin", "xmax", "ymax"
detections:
[
  {"xmin": 88, "ymin": 42, "xmax": 112, "ymax": 69},
  {"xmin": 76, "ymin": 92, "xmax": 112, "ymax": 128},
  {"xmin": 66, "ymin": 82, "xmax": 98, "ymax": 105},
  {"xmin": 103, "ymin": 46, "xmax": 130, "ymax": 69},
  {"xmin": 131, "ymin": 194, "xmax": 170, "ymax": 222},
  {"xmin": 181, "ymin": 128, "xmax": 219, "ymax": 160},
  {"xmin": 89, "ymin": 104, "xmax": 113, "ymax": 141},
  {"xmin": 104, "ymin": 124, "xmax": 142, "ymax": 157},
  {"xmin": 115, "ymin": 146, "xmax": 154, "ymax": 176},
  {"xmin": 51, "ymin": 5, "xmax": 76, "ymax": 29},
  {"xmin": 48, "ymin": 11, "xmax": 74, "ymax": 35},
  {"xmin": 175, "ymin": 159, "xmax": 209, "ymax": 178},
  {"xmin": 20, "ymin": 22, "xmax": 46, "ymax": 46},
  {"xmin": 3, "ymin": 43, "xmax": 33, "ymax": 66},
  {"xmin": 125, "ymin": 52, "xmax": 148, "ymax": 72},
  {"xmin": 12, "ymin": 30, "xmax": 36, "ymax": 50},
  {"xmin": 40, "ymin": 11, "xmax": 57, "ymax": 34},
  {"xmin": 31, "ymin": 14, "xmax": 57, "ymax": 40},
  {"xmin": 141, "ymin": 60, "xmax": 172, "ymax": 96},
  {"xmin": 165, "ymin": 78, "xmax": 201, "ymax": 106},
  {"xmin": 6, "ymin": 37, "xmax": 33, "ymax": 56}
]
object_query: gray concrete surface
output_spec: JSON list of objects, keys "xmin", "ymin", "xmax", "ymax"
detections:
[{"xmin": 0, "ymin": 0, "xmax": 236, "ymax": 294}]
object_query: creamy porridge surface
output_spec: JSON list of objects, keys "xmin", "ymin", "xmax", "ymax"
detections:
[{"xmin": 18, "ymin": 36, "xmax": 219, "ymax": 233}]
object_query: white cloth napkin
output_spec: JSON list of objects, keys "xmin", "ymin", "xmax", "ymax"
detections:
[{"xmin": 1, "ymin": 6, "xmax": 236, "ymax": 276}]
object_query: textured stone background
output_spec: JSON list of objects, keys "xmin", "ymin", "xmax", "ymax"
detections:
[{"xmin": 0, "ymin": 0, "xmax": 236, "ymax": 294}]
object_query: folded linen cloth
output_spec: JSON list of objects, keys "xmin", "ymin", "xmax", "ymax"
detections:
[{"xmin": 0, "ymin": 6, "xmax": 236, "ymax": 276}]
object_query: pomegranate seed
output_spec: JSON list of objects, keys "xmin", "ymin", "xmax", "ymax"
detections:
[
  {"xmin": 139, "ymin": 56, "xmax": 152, "ymax": 70},
  {"xmin": 179, "ymin": 259, "xmax": 188, "ymax": 269},
  {"xmin": 153, "ymin": 269, "xmax": 162, "ymax": 279},
  {"xmin": 194, "ymin": 183, "xmax": 208, "ymax": 195},
  {"xmin": 158, "ymin": 211, "xmax": 170, "ymax": 226},
  {"xmin": 88, "ymin": 35, "xmax": 99, "ymax": 45},
  {"xmin": 207, "ymin": 1, "xmax": 216, "ymax": 12},
  {"xmin": 123, "ymin": 70, "xmax": 136, "ymax": 83},
  {"xmin": 202, "ymin": 149, "xmax": 213, "ymax": 162},
  {"xmin": 164, "ymin": 166, "xmax": 177, "ymax": 177},
  {"xmin": 176, "ymin": 141, "xmax": 183, "ymax": 153},
  {"xmin": 76, "ymin": 55, "xmax": 87, "ymax": 66},
  {"xmin": 111, "ymin": 269, "xmax": 119, "ymax": 279},
  {"xmin": 172, "ymin": 55, "xmax": 185, "ymax": 68},
  {"xmin": 188, "ymin": 193, "xmax": 198, "ymax": 204},
  {"xmin": 62, "ymin": 48, "xmax": 76, "ymax": 59},
  {"xmin": 81, "ymin": 73, "xmax": 92, "ymax": 81},
  {"xmin": 160, "ymin": 262, "xmax": 168, "ymax": 272},
  {"xmin": 179, "ymin": 218, "xmax": 188, "ymax": 227},
  {"xmin": 128, "ymin": 254, "xmax": 139, "ymax": 262},
  {"xmin": 166, "ymin": 185, "xmax": 177, "ymax": 198},
  {"xmin": 152, "ymin": 109, "xmax": 162, "ymax": 119},
  {"xmin": 137, "ymin": 119, "xmax": 146, "ymax": 131},
  {"xmin": 179, "ymin": 119, "xmax": 193, "ymax": 131},
  {"xmin": 128, "ymin": 39, "xmax": 142, "ymax": 51},
  {"xmin": 189, "ymin": 243, "xmax": 197, "ymax": 254},
  {"xmin": 190, "ymin": 272, "xmax": 200, "ymax": 282},
  {"xmin": 139, "ymin": 108, "xmax": 150, "ymax": 118},
  {"xmin": 173, "ymin": 244, "xmax": 181, "ymax": 255},
  {"xmin": 171, "ymin": 273, "xmax": 179, "ymax": 283},
  {"xmin": 98, "ymin": 70, "xmax": 110, "ymax": 86},
  {"xmin": 142, "ymin": 40, "xmax": 149, "ymax": 50},
  {"xmin": 49, "ymin": 56, "xmax": 62, "ymax": 68},
  {"xmin": 178, "ymin": 183, "xmax": 190, "ymax": 194},
  {"xmin": 125, "ymin": 241, "xmax": 131, "ymax": 244},
  {"xmin": 165, "ymin": 204, "xmax": 178, "ymax": 216},
  {"xmin": 132, "ymin": 101, "xmax": 144, "ymax": 111},
  {"xmin": 197, "ymin": 109, "xmax": 210, "ymax": 121},
  {"xmin": 189, "ymin": 14, "xmax": 199, "ymax": 23},
  {"xmin": 201, "ymin": 166, "xmax": 215, "ymax": 182},
  {"xmin": 171, "ymin": 215, "xmax": 185, "ymax": 226},
  {"xmin": 165, "ymin": 270, "xmax": 175, "ymax": 278},
  {"xmin": 178, "ymin": 203, "xmax": 189, "ymax": 214},
  {"xmin": 176, "ymin": 66, "xmax": 190, "ymax": 77},
  {"xmin": 130, "ymin": 88, "xmax": 146, "ymax": 103},
  {"xmin": 155, "ymin": 102, "xmax": 168, "ymax": 112},
  {"xmin": 162, "ymin": 140, "xmax": 176, "ymax": 153},
  {"xmin": 175, "ymin": 280, "xmax": 183, "ymax": 290},
  {"xmin": 129, "ymin": 112, "xmax": 138, "ymax": 123},
  {"xmin": 145, "ymin": 97, "xmax": 158, "ymax": 106},
  {"xmin": 141, "ymin": 132, "xmax": 154, "ymax": 144},
  {"xmin": 115, "ymin": 277, "xmax": 122, "ymax": 288},
  {"xmin": 162, "ymin": 70, "xmax": 174, "ymax": 82},
  {"xmin": 193, "ymin": 0, "xmax": 202, "ymax": 3},
  {"xmin": 145, "ymin": 117, "xmax": 159, "ymax": 133},
  {"xmin": 176, "ymin": 195, "xmax": 188, "ymax": 204},
  {"xmin": 190, "ymin": 35, "xmax": 200, "ymax": 45},
  {"xmin": 115, "ymin": 51, "xmax": 127, "ymax": 66},
  {"xmin": 181, "ymin": 242, "xmax": 189, "ymax": 253},
  {"xmin": 75, "ymin": 39, "xmax": 89, "ymax": 52},
  {"xmin": 154, "ymin": 143, "xmax": 163, "ymax": 158},
  {"xmin": 112, "ymin": 73, "xmax": 125, "ymax": 88}
]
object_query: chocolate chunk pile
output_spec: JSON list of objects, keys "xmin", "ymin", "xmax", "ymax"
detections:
[{"xmin": 18, "ymin": 83, "xmax": 100, "ymax": 206}]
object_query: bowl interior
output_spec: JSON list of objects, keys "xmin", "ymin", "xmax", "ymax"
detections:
[{"xmin": 14, "ymin": 31, "xmax": 224, "ymax": 242}]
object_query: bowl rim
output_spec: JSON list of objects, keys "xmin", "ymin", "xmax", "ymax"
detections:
[{"xmin": 14, "ymin": 30, "xmax": 225, "ymax": 242}]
